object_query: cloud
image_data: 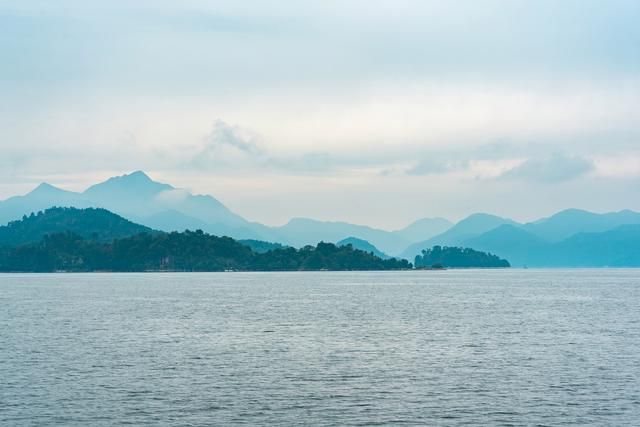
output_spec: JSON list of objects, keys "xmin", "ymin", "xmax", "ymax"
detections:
[
  {"xmin": 204, "ymin": 119, "xmax": 262, "ymax": 155},
  {"xmin": 500, "ymin": 153, "xmax": 594, "ymax": 183},
  {"xmin": 403, "ymin": 142, "xmax": 523, "ymax": 177},
  {"xmin": 2, "ymin": 2, "xmax": 640, "ymax": 225},
  {"xmin": 406, "ymin": 158, "xmax": 470, "ymax": 176},
  {"xmin": 188, "ymin": 119, "xmax": 265, "ymax": 170},
  {"xmin": 155, "ymin": 188, "xmax": 189, "ymax": 204}
]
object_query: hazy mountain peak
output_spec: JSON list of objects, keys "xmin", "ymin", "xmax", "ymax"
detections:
[
  {"xmin": 284, "ymin": 217, "xmax": 330, "ymax": 226},
  {"xmin": 128, "ymin": 170, "xmax": 151, "ymax": 179},
  {"xmin": 84, "ymin": 171, "xmax": 173, "ymax": 196},
  {"xmin": 397, "ymin": 217, "xmax": 453, "ymax": 232},
  {"xmin": 28, "ymin": 182, "xmax": 70, "ymax": 196},
  {"xmin": 337, "ymin": 236, "xmax": 390, "ymax": 259},
  {"xmin": 399, "ymin": 212, "xmax": 518, "ymax": 259},
  {"xmin": 549, "ymin": 208, "xmax": 592, "ymax": 217},
  {"xmin": 523, "ymin": 207, "xmax": 640, "ymax": 242},
  {"xmin": 463, "ymin": 212, "xmax": 509, "ymax": 221},
  {"xmin": 393, "ymin": 217, "xmax": 453, "ymax": 244},
  {"xmin": 454, "ymin": 213, "xmax": 518, "ymax": 230},
  {"xmin": 105, "ymin": 170, "xmax": 163, "ymax": 186}
]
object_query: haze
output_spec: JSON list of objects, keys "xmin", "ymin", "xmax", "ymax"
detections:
[{"xmin": 2, "ymin": 0, "xmax": 639, "ymax": 228}]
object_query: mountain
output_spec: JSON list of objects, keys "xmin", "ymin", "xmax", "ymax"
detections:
[
  {"xmin": 401, "ymin": 213, "xmax": 519, "ymax": 259},
  {"xmin": 274, "ymin": 218, "xmax": 410, "ymax": 255},
  {"xmin": 82, "ymin": 171, "xmax": 263, "ymax": 239},
  {"xmin": 522, "ymin": 209, "xmax": 640, "ymax": 242},
  {"xmin": 0, "ymin": 171, "xmax": 268, "ymax": 240},
  {"xmin": 459, "ymin": 222, "xmax": 640, "ymax": 267},
  {"xmin": 0, "ymin": 171, "xmax": 419, "ymax": 252},
  {"xmin": 546, "ymin": 224, "xmax": 640, "ymax": 267},
  {"xmin": 141, "ymin": 209, "xmax": 213, "ymax": 234},
  {"xmin": 337, "ymin": 237, "xmax": 390, "ymax": 259},
  {"xmin": 82, "ymin": 170, "xmax": 173, "ymax": 217},
  {"xmin": 1, "ymin": 205, "xmax": 639, "ymax": 268},
  {"xmin": 3, "ymin": 172, "xmax": 640, "ymax": 265},
  {"xmin": 0, "ymin": 183, "xmax": 91, "ymax": 226},
  {"xmin": 0, "ymin": 207, "xmax": 153, "ymax": 247},
  {"xmin": 392, "ymin": 217, "xmax": 453, "ymax": 242},
  {"xmin": 462, "ymin": 224, "xmax": 548, "ymax": 267}
]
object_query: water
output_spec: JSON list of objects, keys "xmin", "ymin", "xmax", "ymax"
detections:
[{"xmin": 1, "ymin": 270, "xmax": 639, "ymax": 426}]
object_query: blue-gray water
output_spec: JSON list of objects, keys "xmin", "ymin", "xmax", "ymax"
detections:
[{"xmin": 1, "ymin": 270, "xmax": 639, "ymax": 426}]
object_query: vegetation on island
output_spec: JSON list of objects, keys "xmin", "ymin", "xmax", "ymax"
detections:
[
  {"xmin": 0, "ymin": 207, "xmax": 517, "ymax": 272},
  {"xmin": 0, "ymin": 207, "xmax": 153, "ymax": 246},
  {"xmin": 0, "ymin": 230, "xmax": 412, "ymax": 272},
  {"xmin": 414, "ymin": 245, "xmax": 510, "ymax": 269},
  {"xmin": 3, "ymin": 173, "xmax": 640, "ymax": 267}
]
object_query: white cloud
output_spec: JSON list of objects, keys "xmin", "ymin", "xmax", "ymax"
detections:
[
  {"xmin": 500, "ymin": 154, "xmax": 595, "ymax": 183},
  {"xmin": 2, "ymin": 1, "xmax": 640, "ymax": 226}
]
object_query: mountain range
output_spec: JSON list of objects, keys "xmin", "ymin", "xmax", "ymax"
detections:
[
  {"xmin": 402, "ymin": 209, "xmax": 640, "ymax": 267},
  {"xmin": 0, "ymin": 171, "xmax": 450, "ymax": 255},
  {"xmin": 1, "ymin": 171, "xmax": 639, "ymax": 266}
]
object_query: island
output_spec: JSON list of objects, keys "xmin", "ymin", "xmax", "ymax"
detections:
[{"xmin": 414, "ymin": 246, "xmax": 510, "ymax": 269}]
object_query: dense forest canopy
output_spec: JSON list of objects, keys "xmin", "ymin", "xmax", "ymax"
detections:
[
  {"xmin": 415, "ymin": 246, "xmax": 510, "ymax": 268},
  {"xmin": 0, "ymin": 207, "xmax": 153, "ymax": 246},
  {"xmin": 238, "ymin": 239, "xmax": 289, "ymax": 253},
  {"xmin": 0, "ymin": 230, "xmax": 412, "ymax": 272},
  {"xmin": 0, "ymin": 208, "xmax": 516, "ymax": 271}
]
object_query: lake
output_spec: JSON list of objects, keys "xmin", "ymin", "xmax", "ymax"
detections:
[{"xmin": 1, "ymin": 270, "xmax": 639, "ymax": 426}]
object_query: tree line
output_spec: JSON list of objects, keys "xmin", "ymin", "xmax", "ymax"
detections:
[
  {"xmin": 0, "ymin": 230, "xmax": 412, "ymax": 272},
  {"xmin": 414, "ymin": 245, "xmax": 510, "ymax": 268}
]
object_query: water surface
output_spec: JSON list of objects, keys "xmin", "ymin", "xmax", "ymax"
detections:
[{"xmin": 1, "ymin": 270, "xmax": 639, "ymax": 425}]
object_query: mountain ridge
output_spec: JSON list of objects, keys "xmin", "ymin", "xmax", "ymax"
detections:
[
  {"xmin": 337, "ymin": 237, "xmax": 390, "ymax": 260},
  {"xmin": 2, "ymin": 171, "xmax": 640, "ymax": 262},
  {"xmin": 401, "ymin": 213, "xmax": 519, "ymax": 259}
]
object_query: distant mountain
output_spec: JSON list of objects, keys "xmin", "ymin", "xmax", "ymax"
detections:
[
  {"xmin": 337, "ymin": 237, "xmax": 390, "ymax": 259},
  {"xmin": 522, "ymin": 209, "xmax": 640, "ymax": 242},
  {"xmin": 0, "ymin": 171, "xmax": 436, "ymax": 253},
  {"xmin": 458, "ymin": 222, "xmax": 640, "ymax": 267},
  {"xmin": 546, "ymin": 225, "xmax": 640, "ymax": 267},
  {"xmin": 140, "ymin": 209, "xmax": 212, "ymax": 234},
  {"xmin": 0, "ymin": 207, "xmax": 153, "ymax": 247},
  {"xmin": 392, "ymin": 217, "xmax": 453, "ymax": 242},
  {"xmin": 83, "ymin": 171, "xmax": 262, "ymax": 238},
  {"xmin": 0, "ymin": 171, "xmax": 267, "ymax": 241},
  {"xmin": 83, "ymin": 171, "xmax": 173, "ymax": 217},
  {"xmin": 401, "ymin": 213, "xmax": 519, "ymax": 259},
  {"xmin": 3, "ymin": 172, "xmax": 640, "ymax": 266},
  {"xmin": 462, "ymin": 224, "xmax": 547, "ymax": 267},
  {"xmin": 0, "ymin": 183, "xmax": 92, "ymax": 226},
  {"xmin": 275, "ymin": 218, "xmax": 410, "ymax": 256},
  {"xmin": 239, "ymin": 239, "xmax": 289, "ymax": 253}
]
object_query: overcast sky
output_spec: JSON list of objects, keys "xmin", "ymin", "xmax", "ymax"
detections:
[{"xmin": 1, "ymin": 0, "xmax": 639, "ymax": 228}]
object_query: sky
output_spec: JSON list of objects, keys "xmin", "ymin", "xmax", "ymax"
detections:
[{"xmin": 1, "ymin": 0, "xmax": 639, "ymax": 229}]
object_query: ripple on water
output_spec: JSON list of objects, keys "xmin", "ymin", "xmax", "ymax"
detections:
[{"xmin": 1, "ymin": 270, "xmax": 639, "ymax": 426}]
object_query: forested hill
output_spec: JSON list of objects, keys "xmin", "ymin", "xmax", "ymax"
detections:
[
  {"xmin": 0, "ymin": 207, "xmax": 153, "ymax": 246},
  {"xmin": 415, "ymin": 246, "xmax": 510, "ymax": 268},
  {"xmin": 0, "ymin": 230, "xmax": 412, "ymax": 272},
  {"xmin": 238, "ymin": 239, "xmax": 289, "ymax": 253}
]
